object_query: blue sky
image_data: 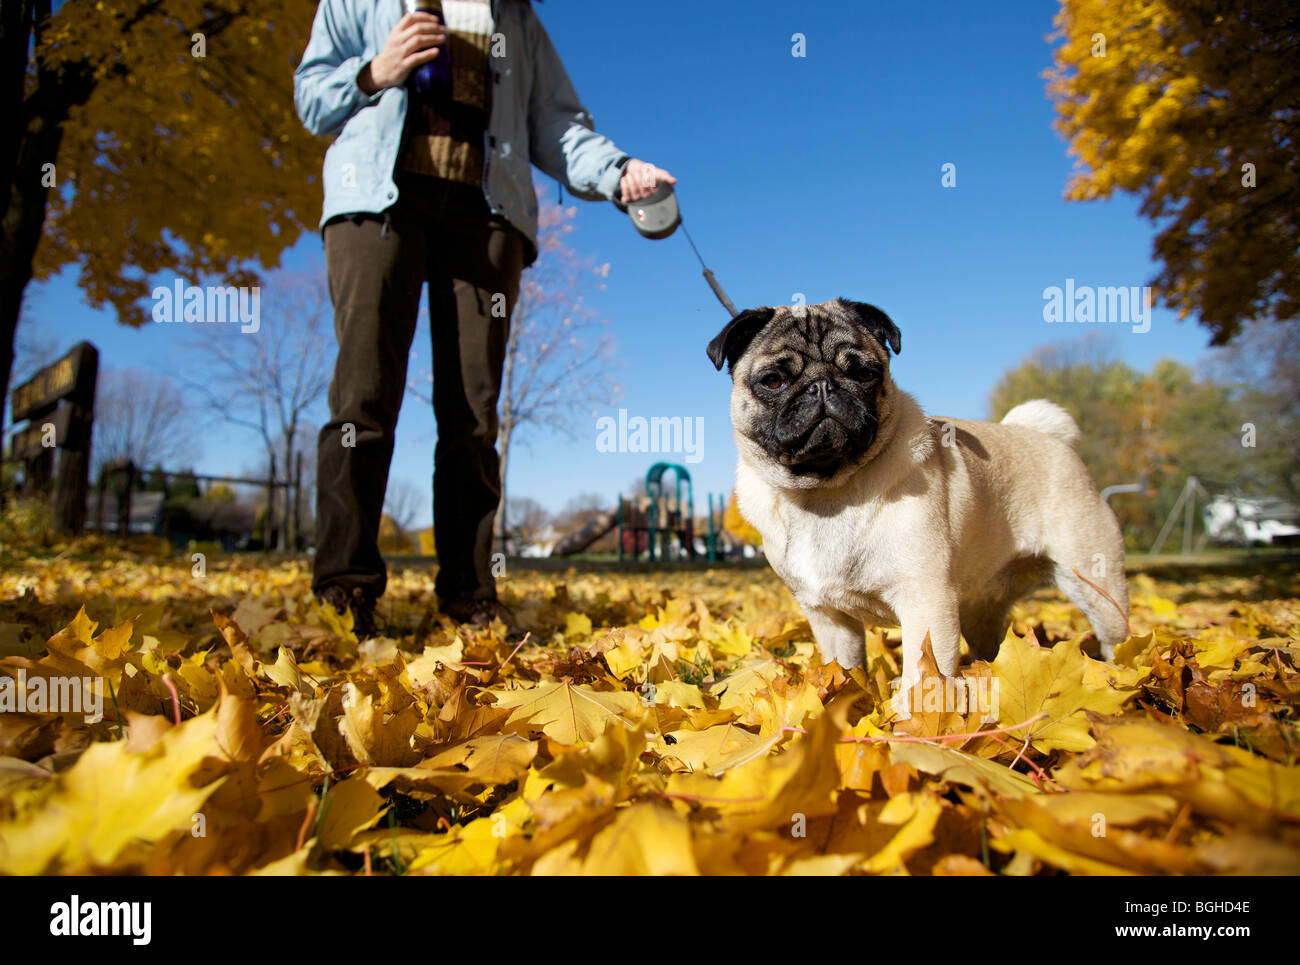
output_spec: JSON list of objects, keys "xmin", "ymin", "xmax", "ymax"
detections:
[{"xmin": 23, "ymin": 0, "xmax": 1220, "ymax": 528}]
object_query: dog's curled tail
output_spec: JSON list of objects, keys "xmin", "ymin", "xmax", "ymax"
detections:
[{"xmin": 1001, "ymin": 399, "xmax": 1082, "ymax": 448}]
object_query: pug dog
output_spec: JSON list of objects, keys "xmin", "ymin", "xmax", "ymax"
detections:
[{"xmin": 707, "ymin": 298, "xmax": 1129, "ymax": 688}]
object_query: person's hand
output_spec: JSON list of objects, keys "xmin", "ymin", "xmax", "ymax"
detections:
[
  {"xmin": 619, "ymin": 160, "xmax": 677, "ymax": 204},
  {"xmin": 357, "ymin": 12, "xmax": 447, "ymax": 95}
]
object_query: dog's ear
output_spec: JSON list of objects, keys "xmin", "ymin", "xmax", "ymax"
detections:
[
  {"xmin": 706, "ymin": 307, "xmax": 777, "ymax": 372},
  {"xmin": 835, "ymin": 298, "xmax": 901, "ymax": 355}
]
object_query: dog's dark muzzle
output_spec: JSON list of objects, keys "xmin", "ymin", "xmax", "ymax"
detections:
[{"xmin": 773, "ymin": 380, "xmax": 875, "ymax": 473}]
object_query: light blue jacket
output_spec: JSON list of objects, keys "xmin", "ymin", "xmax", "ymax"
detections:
[{"xmin": 293, "ymin": 0, "xmax": 629, "ymax": 263}]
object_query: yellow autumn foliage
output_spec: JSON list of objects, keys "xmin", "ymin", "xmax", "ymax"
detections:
[{"xmin": 0, "ymin": 543, "xmax": 1296, "ymax": 876}]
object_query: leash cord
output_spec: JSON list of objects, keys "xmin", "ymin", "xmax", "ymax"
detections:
[{"xmin": 680, "ymin": 221, "xmax": 708, "ymax": 271}]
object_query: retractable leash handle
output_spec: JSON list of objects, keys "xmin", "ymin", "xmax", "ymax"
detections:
[
  {"xmin": 614, "ymin": 180, "xmax": 740, "ymax": 317},
  {"xmin": 612, "ymin": 180, "xmax": 681, "ymax": 239}
]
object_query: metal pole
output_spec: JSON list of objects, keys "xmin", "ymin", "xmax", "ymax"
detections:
[
  {"xmin": 707, "ymin": 493, "xmax": 716, "ymax": 562},
  {"xmin": 265, "ymin": 453, "xmax": 276, "ymax": 553},
  {"xmin": 685, "ymin": 477, "xmax": 695, "ymax": 560},
  {"xmin": 1100, "ymin": 481, "xmax": 1142, "ymax": 503},
  {"xmin": 648, "ymin": 483, "xmax": 657, "ymax": 562},
  {"xmin": 677, "ymin": 474, "xmax": 684, "ymax": 560},
  {"xmin": 1150, "ymin": 478, "xmax": 1191, "ymax": 556},
  {"xmin": 292, "ymin": 451, "xmax": 303, "ymax": 552},
  {"xmin": 95, "ymin": 469, "xmax": 105, "ymax": 533},
  {"xmin": 118, "ymin": 461, "xmax": 135, "ymax": 537}
]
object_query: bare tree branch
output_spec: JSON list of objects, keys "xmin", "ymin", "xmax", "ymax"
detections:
[{"xmin": 178, "ymin": 269, "xmax": 332, "ymax": 549}]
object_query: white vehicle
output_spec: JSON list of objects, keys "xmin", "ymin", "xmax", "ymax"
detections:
[{"xmin": 1203, "ymin": 494, "xmax": 1300, "ymax": 546}]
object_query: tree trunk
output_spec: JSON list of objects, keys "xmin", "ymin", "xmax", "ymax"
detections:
[
  {"xmin": 292, "ymin": 450, "xmax": 302, "ymax": 552},
  {"xmin": 264, "ymin": 451, "xmax": 276, "ymax": 552},
  {"xmin": 281, "ymin": 426, "xmax": 294, "ymax": 552},
  {"xmin": 0, "ymin": 8, "xmax": 95, "ymax": 476}
]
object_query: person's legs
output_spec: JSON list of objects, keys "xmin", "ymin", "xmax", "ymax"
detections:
[
  {"xmin": 426, "ymin": 183, "xmax": 524, "ymax": 606},
  {"xmin": 312, "ymin": 210, "xmax": 426, "ymax": 606}
]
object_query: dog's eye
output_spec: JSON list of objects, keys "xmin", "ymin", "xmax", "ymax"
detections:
[
  {"xmin": 758, "ymin": 372, "xmax": 786, "ymax": 391},
  {"xmin": 844, "ymin": 359, "xmax": 881, "ymax": 384}
]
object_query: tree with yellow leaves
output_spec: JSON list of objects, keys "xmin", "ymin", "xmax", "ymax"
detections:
[
  {"xmin": 723, "ymin": 490, "xmax": 762, "ymax": 547},
  {"xmin": 1046, "ymin": 1, "xmax": 1298, "ymax": 344},
  {"xmin": 2, "ymin": 1, "xmax": 320, "ymax": 457}
]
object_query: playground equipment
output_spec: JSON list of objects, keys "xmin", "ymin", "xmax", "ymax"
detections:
[
  {"xmin": 549, "ymin": 508, "xmax": 618, "ymax": 556},
  {"xmin": 1150, "ymin": 476, "xmax": 1299, "ymax": 554},
  {"xmin": 1150, "ymin": 476, "xmax": 1212, "ymax": 556},
  {"xmin": 624, "ymin": 462, "xmax": 688, "ymax": 561},
  {"xmin": 549, "ymin": 463, "xmax": 730, "ymax": 562}
]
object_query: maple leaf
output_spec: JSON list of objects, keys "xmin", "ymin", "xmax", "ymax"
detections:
[
  {"xmin": 657, "ymin": 721, "xmax": 770, "ymax": 773},
  {"xmin": 860, "ymin": 790, "xmax": 946, "ymax": 874},
  {"xmin": 262, "ymin": 646, "xmax": 315, "ymax": 696},
  {"xmin": 702, "ymin": 620, "xmax": 755, "ymax": 660},
  {"xmin": 408, "ymin": 814, "xmax": 507, "ymax": 876},
  {"xmin": 887, "ymin": 741, "xmax": 1040, "ymax": 801},
  {"xmin": 653, "ymin": 680, "xmax": 706, "ymax": 709},
  {"xmin": 663, "ymin": 689, "xmax": 854, "ymax": 833},
  {"xmin": 887, "ymin": 635, "xmax": 996, "ymax": 738},
  {"xmin": 0, "ymin": 708, "xmax": 224, "ymax": 873},
  {"xmin": 991, "ymin": 627, "xmax": 1136, "ymax": 752},
  {"xmin": 365, "ymin": 735, "xmax": 538, "ymax": 801},
  {"xmin": 537, "ymin": 802, "xmax": 700, "ymax": 876},
  {"xmin": 564, "ymin": 612, "xmax": 593, "ymax": 638},
  {"xmin": 992, "ymin": 793, "xmax": 1201, "ymax": 875},
  {"xmin": 339, "ymin": 679, "xmax": 421, "ymax": 767},
  {"xmin": 485, "ymin": 680, "xmax": 640, "ymax": 745},
  {"xmin": 709, "ymin": 657, "xmax": 782, "ymax": 714},
  {"xmin": 316, "ymin": 776, "xmax": 388, "ymax": 851}
]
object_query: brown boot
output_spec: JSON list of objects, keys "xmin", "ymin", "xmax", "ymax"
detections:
[
  {"xmin": 317, "ymin": 584, "xmax": 379, "ymax": 640},
  {"xmin": 440, "ymin": 597, "xmax": 525, "ymax": 638}
]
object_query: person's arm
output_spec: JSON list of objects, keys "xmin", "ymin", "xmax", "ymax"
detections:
[
  {"xmin": 293, "ymin": 0, "xmax": 382, "ymax": 138},
  {"xmin": 524, "ymin": 9, "xmax": 639, "ymax": 202},
  {"xmin": 294, "ymin": 2, "xmax": 446, "ymax": 138}
]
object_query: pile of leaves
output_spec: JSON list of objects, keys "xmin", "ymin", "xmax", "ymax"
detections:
[{"xmin": 0, "ymin": 543, "xmax": 1297, "ymax": 875}]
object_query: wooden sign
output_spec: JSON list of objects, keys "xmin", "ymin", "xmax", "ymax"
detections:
[
  {"xmin": 10, "ymin": 342, "xmax": 97, "ymax": 423},
  {"xmin": 8, "ymin": 406, "xmax": 73, "ymax": 461},
  {"xmin": 8, "ymin": 341, "xmax": 98, "ymax": 535}
]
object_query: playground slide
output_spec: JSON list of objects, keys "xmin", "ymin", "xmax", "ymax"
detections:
[{"xmin": 550, "ymin": 510, "xmax": 618, "ymax": 556}]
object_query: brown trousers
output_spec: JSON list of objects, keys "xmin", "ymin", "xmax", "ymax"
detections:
[{"xmin": 312, "ymin": 172, "xmax": 524, "ymax": 603}]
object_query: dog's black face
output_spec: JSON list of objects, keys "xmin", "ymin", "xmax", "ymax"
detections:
[{"xmin": 708, "ymin": 299, "xmax": 902, "ymax": 480}]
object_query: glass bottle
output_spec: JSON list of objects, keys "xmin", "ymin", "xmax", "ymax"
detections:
[{"xmin": 402, "ymin": 0, "xmax": 451, "ymax": 100}]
